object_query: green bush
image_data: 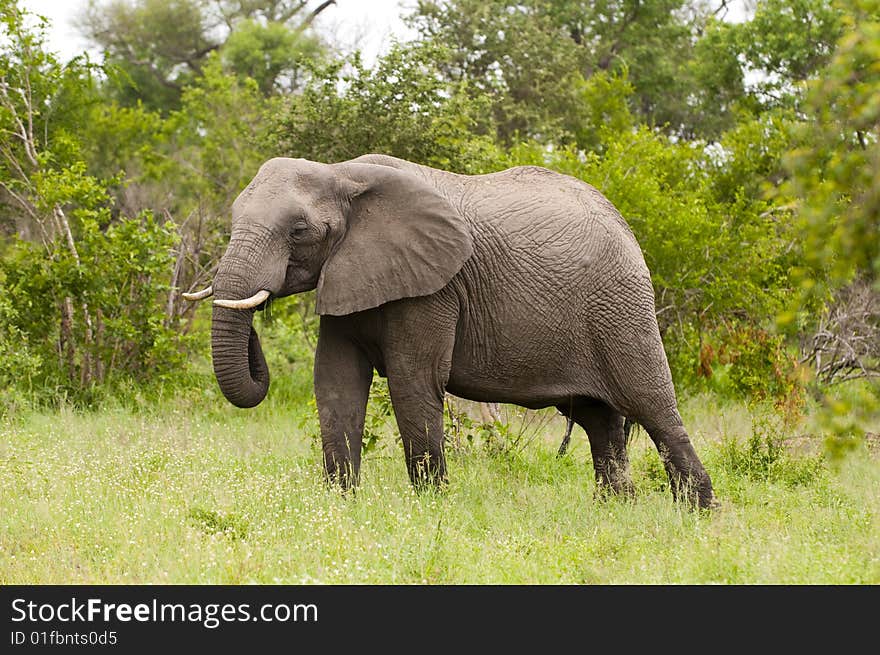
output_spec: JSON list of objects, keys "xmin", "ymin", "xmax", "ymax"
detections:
[
  {"xmin": 1, "ymin": 205, "xmax": 190, "ymax": 405},
  {"xmin": 715, "ymin": 414, "xmax": 825, "ymax": 487},
  {"xmin": 0, "ymin": 291, "xmax": 42, "ymax": 413}
]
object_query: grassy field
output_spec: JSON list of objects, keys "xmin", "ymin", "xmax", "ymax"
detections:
[{"xmin": 1, "ymin": 376, "xmax": 878, "ymax": 584}]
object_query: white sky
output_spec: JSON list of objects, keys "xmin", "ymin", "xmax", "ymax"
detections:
[{"xmin": 20, "ymin": 0, "xmax": 417, "ymax": 63}]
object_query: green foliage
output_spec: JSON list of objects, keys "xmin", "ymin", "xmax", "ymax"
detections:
[
  {"xmin": 0, "ymin": 2, "xmax": 101, "ymax": 234},
  {"xmin": 78, "ymin": 0, "xmax": 331, "ymax": 111},
  {"xmin": 781, "ymin": 0, "xmax": 880, "ymax": 293},
  {"xmin": 187, "ymin": 506, "xmax": 249, "ymax": 540},
  {"xmin": 1, "ymin": 199, "xmax": 188, "ymax": 402},
  {"xmin": 363, "ymin": 379, "xmax": 394, "ymax": 455},
  {"xmin": 409, "ymin": 0, "xmax": 748, "ymax": 141},
  {"xmin": 0, "ymin": 290, "xmax": 42, "ymax": 412},
  {"xmin": 170, "ymin": 56, "xmax": 277, "ymax": 200},
  {"xmin": 692, "ymin": 324, "xmax": 805, "ymax": 412},
  {"xmin": 558, "ymin": 0, "xmax": 736, "ymax": 138},
  {"xmin": 708, "ymin": 110, "xmax": 796, "ymax": 204},
  {"xmin": 444, "ymin": 401, "xmax": 504, "ymax": 453},
  {"xmin": 775, "ymin": 0, "xmax": 880, "ymax": 452},
  {"xmin": 734, "ymin": 0, "xmax": 844, "ymax": 107},
  {"xmin": 408, "ymin": 0, "xmax": 584, "ymax": 144},
  {"xmin": 79, "ymin": 0, "xmax": 214, "ymax": 111},
  {"xmin": 271, "ymin": 44, "xmax": 501, "ymax": 172},
  {"xmin": 78, "ymin": 102, "xmax": 167, "ymax": 187},
  {"xmin": 566, "ymin": 69, "xmax": 635, "ymax": 153},
  {"xmin": 687, "ymin": 18, "xmax": 747, "ymax": 139},
  {"xmin": 715, "ymin": 414, "xmax": 825, "ymax": 487},
  {"xmin": 0, "ymin": 2, "xmax": 194, "ymax": 405},
  {"xmin": 221, "ymin": 18, "xmax": 323, "ymax": 95},
  {"xmin": 818, "ymin": 384, "xmax": 880, "ymax": 461},
  {"xmin": 252, "ymin": 306, "xmax": 318, "ymax": 411}
]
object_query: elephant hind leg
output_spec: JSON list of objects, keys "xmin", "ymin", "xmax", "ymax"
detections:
[
  {"xmin": 641, "ymin": 419, "xmax": 717, "ymax": 509},
  {"xmin": 560, "ymin": 399, "xmax": 635, "ymax": 497},
  {"xmin": 620, "ymin": 387, "xmax": 716, "ymax": 508},
  {"xmin": 610, "ymin": 395, "xmax": 716, "ymax": 508},
  {"xmin": 591, "ymin": 300, "xmax": 716, "ymax": 508}
]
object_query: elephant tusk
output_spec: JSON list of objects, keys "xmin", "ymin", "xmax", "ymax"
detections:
[
  {"xmin": 181, "ymin": 286, "xmax": 214, "ymax": 301},
  {"xmin": 213, "ymin": 289, "xmax": 271, "ymax": 310}
]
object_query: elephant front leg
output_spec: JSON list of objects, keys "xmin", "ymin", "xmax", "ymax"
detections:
[
  {"xmin": 382, "ymin": 297, "xmax": 457, "ymax": 489},
  {"xmin": 387, "ymin": 375, "xmax": 448, "ymax": 488},
  {"xmin": 314, "ymin": 319, "xmax": 373, "ymax": 489}
]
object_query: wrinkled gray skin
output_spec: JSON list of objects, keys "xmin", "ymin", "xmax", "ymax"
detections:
[{"xmin": 209, "ymin": 154, "xmax": 716, "ymax": 509}]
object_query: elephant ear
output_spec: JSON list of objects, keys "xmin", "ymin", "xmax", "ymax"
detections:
[{"xmin": 315, "ymin": 162, "xmax": 473, "ymax": 316}]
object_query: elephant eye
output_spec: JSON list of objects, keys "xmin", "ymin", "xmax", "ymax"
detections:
[{"xmin": 290, "ymin": 220, "xmax": 310, "ymax": 238}]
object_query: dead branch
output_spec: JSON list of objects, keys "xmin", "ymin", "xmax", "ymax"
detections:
[{"xmin": 800, "ymin": 278, "xmax": 880, "ymax": 385}]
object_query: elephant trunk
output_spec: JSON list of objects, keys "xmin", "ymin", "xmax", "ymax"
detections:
[
  {"xmin": 211, "ymin": 304, "xmax": 269, "ymax": 408},
  {"xmin": 210, "ymin": 235, "xmax": 275, "ymax": 409}
]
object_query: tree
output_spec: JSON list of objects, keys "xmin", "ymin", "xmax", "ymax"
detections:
[
  {"xmin": 221, "ymin": 18, "xmax": 323, "ymax": 95},
  {"xmin": 779, "ymin": 0, "xmax": 880, "ymax": 428},
  {"xmin": 406, "ymin": 0, "xmax": 585, "ymax": 144},
  {"xmin": 1, "ymin": 2, "xmax": 101, "ymax": 381},
  {"xmin": 271, "ymin": 44, "xmax": 500, "ymax": 173},
  {"xmin": 781, "ymin": 0, "xmax": 879, "ymax": 292},
  {"xmin": 0, "ymin": 3, "xmax": 99, "ymax": 238},
  {"xmin": 77, "ymin": 0, "xmax": 334, "ymax": 110},
  {"xmin": 543, "ymin": 0, "xmax": 738, "ymax": 138},
  {"xmin": 0, "ymin": 0, "xmax": 188, "ymax": 400},
  {"xmin": 733, "ymin": 0, "xmax": 844, "ymax": 111},
  {"xmin": 407, "ymin": 0, "xmax": 747, "ymax": 142}
]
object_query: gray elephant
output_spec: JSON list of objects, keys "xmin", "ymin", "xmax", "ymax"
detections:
[{"xmin": 185, "ymin": 154, "xmax": 716, "ymax": 509}]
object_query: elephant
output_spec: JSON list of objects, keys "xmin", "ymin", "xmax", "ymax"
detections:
[
  {"xmin": 184, "ymin": 153, "xmax": 717, "ymax": 509},
  {"xmin": 556, "ymin": 415, "xmax": 634, "ymax": 458}
]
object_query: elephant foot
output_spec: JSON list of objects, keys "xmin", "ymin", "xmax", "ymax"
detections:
[
  {"xmin": 407, "ymin": 453, "xmax": 447, "ymax": 491},
  {"xmin": 594, "ymin": 458, "xmax": 636, "ymax": 498},
  {"xmin": 670, "ymin": 472, "xmax": 718, "ymax": 511},
  {"xmin": 650, "ymin": 428, "xmax": 718, "ymax": 511},
  {"xmin": 323, "ymin": 475, "xmax": 358, "ymax": 495},
  {"xmin": 322, "ymin": 458, "xmax": 360, "ymax": 493},
  {"xmin": 593, "ymin": 471, "xmax": 636, "ymax": 501}
]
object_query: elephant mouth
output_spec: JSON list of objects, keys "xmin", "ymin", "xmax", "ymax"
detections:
[{"xmin": 281, "ymin": 262, "xmax": 320, "ymax": 296}]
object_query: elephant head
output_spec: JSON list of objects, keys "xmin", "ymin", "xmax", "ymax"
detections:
[{"xmin": 188, "ymin": 157, "xmax": 474, "ymax": 408}]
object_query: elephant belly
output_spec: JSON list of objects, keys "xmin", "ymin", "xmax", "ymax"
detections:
[
  {"xmin": 445, "ymin": 260, "xmax": 669, "ymax": 416},
  {"xmin": 446, "ymin": 300, "xmax": 605, "ymax": 409}
]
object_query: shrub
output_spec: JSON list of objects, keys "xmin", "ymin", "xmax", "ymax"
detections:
[{"xmin": 1, "ymin": 205, "xmax": 190, "ymax": 405}]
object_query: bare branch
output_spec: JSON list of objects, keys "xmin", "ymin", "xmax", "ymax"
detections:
[
  {"xmin": 298, "ymin": 0, "xmax": 336, "ymax": 31},
  {"xmin": 0, "ymin": 181, "xmax": 37, "ymax": 219},
  {"xmin": 800, "ymin": 278, "xmax": 880, "ymax": 385},
  {"xmin": 0, "ymin": 80, "xmax": 39, "ymax": 167},
  {"xmin": 21, "ymin": 56, "xmax": 38, "ymax": 165}
]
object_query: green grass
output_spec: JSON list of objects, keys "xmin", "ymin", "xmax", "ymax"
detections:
[{"xmin": 1, "ymin": 386, "xmax": 878, "ymax": 584}]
